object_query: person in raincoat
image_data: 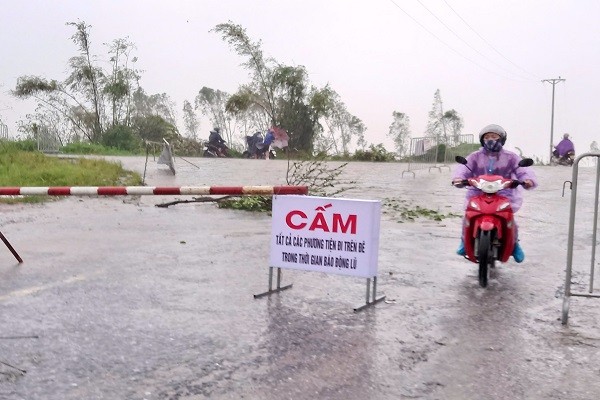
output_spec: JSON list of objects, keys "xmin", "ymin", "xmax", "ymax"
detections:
[
  {"xmin": 452, "ymin": 124, "xmax": 538, "ymax": 263},
  {"xmin": 553, "ymin": 133, "xmax": 575, "ymax": 161}
]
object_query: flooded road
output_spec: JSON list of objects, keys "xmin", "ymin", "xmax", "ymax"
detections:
[{"xmin": 1, "ymin": 156, "xmax": 599, "ymax": 399}]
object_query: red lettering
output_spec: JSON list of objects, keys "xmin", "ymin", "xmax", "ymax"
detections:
[
  {"xmin": 333, "ymin": 214, "xmax": 357, "ymax": 234},
  {"xmin": 309, "ymin": 213, "xmax": 330, "ymax": 232},
  {"xmin": 286, "ymin": 210, "xmax": 307, "ymax": 229}
]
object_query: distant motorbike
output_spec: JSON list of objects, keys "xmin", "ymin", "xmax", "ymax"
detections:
[
  {"xmin": 242, "ymin": 132, "xmax": 276, "ymax": 159},
  {"xmin": 453, "ymin": 156, "xmax": 534, "ymax": 288},
  {"xmin": 203, "ymin": 141, "xmax": 229, "ymax": 158},
  {"xmin": 550, "ymin": 150, "xmax": 574, "ymax": 166}
]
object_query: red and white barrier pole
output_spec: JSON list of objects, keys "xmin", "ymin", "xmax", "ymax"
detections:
[
  {"xmin": 0, "ymin": 185, "xmax": 307, "ymax": 263},
  {"xmin": 0, "ymin": 185, "xmax": 308, "ymax": 196}
]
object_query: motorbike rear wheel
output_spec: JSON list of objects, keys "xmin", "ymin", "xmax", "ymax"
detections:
[{"xmin": 477, "ymin": 230, "xmax": 494, "ymax": 288}]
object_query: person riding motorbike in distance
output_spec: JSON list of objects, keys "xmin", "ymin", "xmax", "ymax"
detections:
[
  {"xmin": 208, "ymin": 127, "xmax": 226, "ymax": 147},
  {"xmin": 553, "ymin": 133, "xmax": 575, "ymax": 162},
  {"xmin": 452, "ymin": 124, "xmax": 538, "ymax": 263},
  {"xmin": 261, "ymin": 128, "xmax": 276, "ymax": 159}
]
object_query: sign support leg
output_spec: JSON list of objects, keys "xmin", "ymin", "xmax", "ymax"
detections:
[
  {"xmin": 254, "ymin": 267, "xmax": 293, "ymax": 299},
  {"xmin": 354, "ymin": 276, "xmax": 385, "ymax": 312}
]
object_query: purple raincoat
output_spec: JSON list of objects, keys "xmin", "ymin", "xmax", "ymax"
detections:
[
  {"xmin": 554, "ymin": 138, "xmax": 575, "ymax": 157},
  {"xmin": 452, "ymin": 147, "xmax": 538, "ymax": 212}
]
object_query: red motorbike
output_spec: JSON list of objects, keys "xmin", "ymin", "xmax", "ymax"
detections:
[{"xmin": 453, "ymin": 156, "xmax": 534, "ymax": 287}]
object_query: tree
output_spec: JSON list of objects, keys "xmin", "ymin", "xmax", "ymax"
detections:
[
  {"xmin": 425, "ymin": 89, "xmax": 446, "ymax": 143},
  {"xmin": 315, "ymin": 88, "xmax": 366, "ymax": 156},
  {"xmin": 388, "ymin": 111, "xmax": 411, "ymax": 157},
  {"xmin": 103, "ymin": 38, "xmax": 139, "ymax": 128},
  {"xmin": 64, "ymin": 21, "xmax": 104, "ymax": 142},
  {"xmin": 182, "ymin": 100, "xmax": 200, "ymax": 141},
  {"xmin": 212, "ymin": 22, "xmax": 333, "ymax": 154},
  {"xmin": 425, "ymin": 89, "xmax": 463, "ymax": 144},
  {"xmin": 12, "ymin": 20, "xmax": 173, "ymax": 147},
  {"xmin": 194, "ymin": 87, "xmax": 234, "ymax": 143}
]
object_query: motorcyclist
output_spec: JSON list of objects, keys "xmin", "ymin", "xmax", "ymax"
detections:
[
  {"xmin": 208, "ymin": 127, "xmax": 226, "ymax": 147},
  {"xmin": 261, "ymin": 128, "xmax": 276, "ymax": 159},
  {"xmin": 452, "ymin": 124, "xmax": 538, "ymax": 263},
  {"xmin": 553, "ymin": 133, "xmax": 575, "ymax": 162}
]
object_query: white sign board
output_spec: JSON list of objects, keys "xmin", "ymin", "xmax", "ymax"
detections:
[{"xmin": 270, "ymin": 195, "xmax": 381, "ymax": 278}]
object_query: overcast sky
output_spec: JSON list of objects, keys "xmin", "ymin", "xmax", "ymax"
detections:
[{"xmin": 1, "ymin": 0, "xmax": 599, "ymax": 160}]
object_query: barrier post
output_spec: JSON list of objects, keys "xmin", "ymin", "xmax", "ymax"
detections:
[
  {"xmin": 0, "ymin": 231, "xmax": 23, "ymax": 263},
  {"xmin": 562, "ymin": 152, "xmax": 600, "ymax": 324}
]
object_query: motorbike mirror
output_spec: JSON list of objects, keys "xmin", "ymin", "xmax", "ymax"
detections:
[
  {"xmin": 518, "ymin": 158, "xmax": 534, "ymax": 168},
  {"xmin": 455, "ymin": 156, "xmax": 467, "ymax": 165}
]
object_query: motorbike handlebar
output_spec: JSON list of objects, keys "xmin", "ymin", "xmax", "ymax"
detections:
[{"xmin": 451, "ymin": 179, "xmax": 525, "ymax": 189}]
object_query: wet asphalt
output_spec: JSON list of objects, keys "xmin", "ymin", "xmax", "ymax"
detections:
[{"xmin": 1, "ymin": 157, "xmax": 600, "ymax": 399}]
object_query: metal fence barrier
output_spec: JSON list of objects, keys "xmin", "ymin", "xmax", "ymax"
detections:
[
  {"xmin": 402, "ymin": 137, "xmax": 439, "ymax": 177},
  {"xmin": 0, "ymin": 120, "xmax": 8, "ymax": 140},
  {"xmin": 402, "ymin": 134, "xmax": 475, "ymax": 177},
  {"xmin": 35, "ymin": 125, "xmax": 60, "ymax": 153},
  {"xmin": 562, "ymin": 152, "xmax": 600, "ymax": 324},
  {"xmin": 440, "ymin": 134, "xmax": 475, "ymax": 170}
]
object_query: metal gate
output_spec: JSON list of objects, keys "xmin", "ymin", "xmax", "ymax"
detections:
[
  {"xmin": 562, "ymin": 152, "xmax": 600, "ymax": 324},
  {"xmin": 0, "ymin": 119, "xmax": 8, "ymax": 140},
  {"xmin": 35, "ymin": 124, "xmax": 60, "ymax": 153}
]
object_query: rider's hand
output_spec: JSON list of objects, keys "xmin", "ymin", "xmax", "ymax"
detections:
[
  {"xmin": 523, "ymin": 179, "xmax": 534, "ymax": 189},
  {"xmin": 452, "ymin": 178, "xmax": 465, "ymax": 187}
]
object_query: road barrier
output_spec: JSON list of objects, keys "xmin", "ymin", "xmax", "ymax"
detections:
[
  {"xmin": 0, "ymin": 185, "xmax": 308, "ymax": 264},
  {"xmin": 0, "ymin": 185, "xmax": 307, "ymax": 196},
  {"xmin": 402, "ymin": 137, "xmax": 439, "ymax": 177},
  {"xmin": 562, "ymin": 152, "xmax": 600, "ymax": 324}
]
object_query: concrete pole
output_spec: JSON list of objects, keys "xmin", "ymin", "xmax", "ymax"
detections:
[{"xmin": 542, "ymin": 77, "xmax": 566, "ymax": 162}]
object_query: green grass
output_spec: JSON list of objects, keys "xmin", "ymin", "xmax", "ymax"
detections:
[
  {"xmin": 382, "ymin": 198, "xmax": 461, "ymax": 222},
  {"xmin": 0, "ymin": 142, "xmax": 142, "ymax": 204}
]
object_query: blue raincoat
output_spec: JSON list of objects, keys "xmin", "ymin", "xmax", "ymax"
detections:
[{"xmin": 452, "ymin": 147, "xmax": 538, "ymax": 212}]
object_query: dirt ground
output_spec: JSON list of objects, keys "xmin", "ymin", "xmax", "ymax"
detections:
[{"xmin": 1, "ymin": 157, "xmax": 599, "ymax": 400}]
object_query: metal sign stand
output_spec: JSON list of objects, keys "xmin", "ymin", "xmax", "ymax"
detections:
[
  {"xmin": 253, "ymin": 266, "xmax": 293, "ymax": 299},
  {"xmin": 254, "ymin": 267, "xmax": 385, "ymax": 313},
  {"xmin": 353, "ymin": 276, "xmax": 386, "ymax": 312},
  {"xmin": 0, "ymin": 231, "xmax": 23, "ymax": 263}
]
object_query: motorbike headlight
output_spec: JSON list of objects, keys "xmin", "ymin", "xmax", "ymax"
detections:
[
  {"xmin": 497, "ymin": 202, "xmax": 510, "ymax": 211},
  {"xmin": 469, "ymin": 200, "xmax": 480, "ymax": 210}
]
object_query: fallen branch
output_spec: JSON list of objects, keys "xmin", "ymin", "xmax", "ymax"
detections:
[{"xmin": 155, "ymin": 195, "xmax": 235, "ymax": 208}]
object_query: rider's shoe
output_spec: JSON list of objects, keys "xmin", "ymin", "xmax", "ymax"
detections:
[
  {"xmin": 513, "ymin": 242, "xmax": 525, "ymax": 263},
  {"xmin": 456, "ymin": 240, "xmax": 466, "ymax": 256}
]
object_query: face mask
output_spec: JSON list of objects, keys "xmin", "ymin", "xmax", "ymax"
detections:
[{"xmin": 484, "ymin": 139, "xmax": 502, "ymax": 152}]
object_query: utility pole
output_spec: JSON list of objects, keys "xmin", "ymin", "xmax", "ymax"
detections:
[{"xmin": 542, "ymin": 77, "xmax": 565, "ymax": 162}]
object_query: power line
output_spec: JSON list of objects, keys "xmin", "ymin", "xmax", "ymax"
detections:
[
  {"xmin": 441, "ymin": 0, "xmax": 539, "ymax": 80},
  {"xmin": 415, "ymin": 0, "xmax": 533, "ymax": 82},
  {"xmin": 387, "ymin": 0, "xmax": 520, "ymax": 81}
]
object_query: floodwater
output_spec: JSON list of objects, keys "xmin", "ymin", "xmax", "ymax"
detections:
[{"xmin": 1, "ymin": 156, "xmax": 600, "ymax": 400}]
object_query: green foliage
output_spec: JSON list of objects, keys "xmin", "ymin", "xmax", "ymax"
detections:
[
  {"xmin": 61, "ymin": 142, "xmax": 135, "ymax": 155},
  {"xmin": 101, "ymin": 125, "xmax": 143, "ymax": 151},
  {"xmin": 12, "ymin": 76, "xmax": 59, "ymax": 97},
  {"xmin": 1, "ymin": 139, "xmax": 37, "ymax": 152},
  {"xmin": 218, "ymin": 156, "xmax": 354, "ymax": 212},
  {"xmin": 132, "ymin": 115, "xmax": 179, "ymax": 143},
  {"xmin": 383, "ymin": 198, "xmax": 460, "ymax": 222},
  {"xmin": 0, "ymin": 145, "xmax": 142, "ymax": 203},
  {"xmin": 217, "ymin": 196, "xmax": 271, "ymax": 212},
  {"xmin": 351, "ymin": 144, "xmax": 396, "ymax": 162},
  {"xmin": 213, "ymin": 22, "xmax": 331, "ymax": 154}
]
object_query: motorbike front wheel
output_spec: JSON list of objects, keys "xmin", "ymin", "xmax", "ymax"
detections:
[{"xmin": 477, "ymin": 230, "xmax": 494, "ymax": 288}]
